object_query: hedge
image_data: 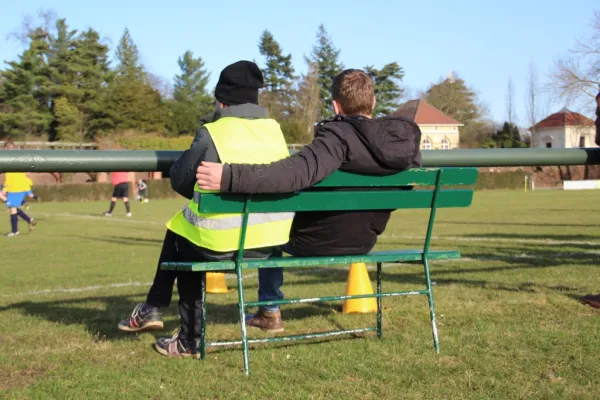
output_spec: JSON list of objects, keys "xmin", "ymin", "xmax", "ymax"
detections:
[{"xmin": 29, "ymin": 171, "xmax": 529, "ymax": 202}]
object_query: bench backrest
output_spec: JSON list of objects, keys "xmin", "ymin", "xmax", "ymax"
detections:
[
  {"xmin": 197, "ymin": 167, "xmax": 478, "ymax": 213},
  {"xmin": 196, "ymin": 167, "xmax": 477, "ymax": 258}
]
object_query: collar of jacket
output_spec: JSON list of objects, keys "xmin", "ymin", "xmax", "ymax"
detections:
[{"xmin": 214, "ymin": 103, "xmax": 269, "ymax": 121}]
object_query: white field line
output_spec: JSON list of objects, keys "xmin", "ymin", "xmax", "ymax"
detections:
[
  {"xmin": 2, "ymin": 212, "xmax": 596, "ymax": 299},
  {"xmin": 4, "ymin": 250, "xmax": 598, "ymax": 299},
  {"xmin": 33, "ymin": 211, "xmax": 600, "ymax": 247},
  {"xmin": 33, "ymin": 211, "xmax": 162, "ymax": 225},
  {"xmin": 380, "ymin": 235, "xmax": 600, "ymax": 246}
]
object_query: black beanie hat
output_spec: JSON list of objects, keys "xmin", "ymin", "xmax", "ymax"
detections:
[{"xmin": 214, "ymin": 61, "xmax": 264, "ymax": 106}]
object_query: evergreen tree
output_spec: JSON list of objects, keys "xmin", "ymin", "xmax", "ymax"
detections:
[
  {"xmin": 258, "ymin": 30, "xmax": 295, "ymax": 93},
  {"xmin": 0, "ymin": 27, "xmax": 52, "ymax": 139},
  {"xmin": 483, "ymin": 122, "xmax": 527, "ymax": 148},
  {"xmin": 47, "ymin": 18, "xmax": 80, "ymax": 140},
  {"xmin": 75, "ymin": 28, "xmax": 112, "ymax": 137},
  {"xmin": 365, "ymin": 62, "xmax": 404, "ymax": 116},
  {"xmin": 169, "ymin": 50, "xmax": 212, "ymax": 135},
  {"xmin": 54, "ymin": 96, "xmax": 84, "ymax": 141},
  {"xmin": 424, "ymin": 74, "xmax": 481, "ymax": 125},
  {"xmin": 106, "ymin": 28, "xmax": 166, "ymax": 133},
  {"xmin": 258, "ymin": 30, "xmax": 295, "ymax": 120},
  {"xmin": 309, "ymin": 24, "xmax": 343, "ymax": 119},
  {"xmin": 115, "ymin": 28, "xmax": 142, "ymax": 77},
  {"xmin": 45, "ymin": 20, "xmax": 112, "ymax": 140}
]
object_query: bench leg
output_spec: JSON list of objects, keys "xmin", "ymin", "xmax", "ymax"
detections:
[
  {"xmin": 423, "ymin": 257, "xmax": 440, "ymax": 353},
  {"xmin": 376, "ymin": 262, "xmax": 382, "ymax": 339},
  {"xmin": 235, "ymin": 268, "xmax": 250, "ymax": 375},
  {"xmin": 200, "ymin": 279, "xmax": 207, "ymax": 360}
]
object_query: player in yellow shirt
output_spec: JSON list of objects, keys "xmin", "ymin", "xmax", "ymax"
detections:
[{"xmin": 1, "ymin": 141, "xmax": 36, "ymax": 236}]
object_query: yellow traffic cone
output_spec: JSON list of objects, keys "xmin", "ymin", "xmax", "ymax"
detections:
[
  {"xmin": 342, "ymin": 263, "xmax": 377, "ymax": 314},
  {"xmin": 206, "ymin": 272, "xmax": 230, "ymax": 294}
]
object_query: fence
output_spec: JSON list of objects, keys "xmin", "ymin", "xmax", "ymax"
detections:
[
  {"xmin": 0, "ymin": 141, "xmax": 97, "ymax": 150},
  {"xmin": 1, "ymin": 148, "xmax": 600, "ymax": 173}
]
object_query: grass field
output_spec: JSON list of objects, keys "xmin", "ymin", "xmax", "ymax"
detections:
[{"xmin": 1, "ymin": 191, "xmax": 599, "ymax": 399}]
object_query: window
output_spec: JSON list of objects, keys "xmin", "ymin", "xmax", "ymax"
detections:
[
  {"xmin": 546, "ymin": 142, "xmax": 552, "ymax": 148},
  {"xmin": 422, "ymin": 139, "xmax": 432, "ymax": 150},
  {"xmin": 441, "ymin": 138, "xmax": 450, "ymax": 150},
  {"xmin": 579, "ymin": 136, "xmax": 585, "ymax": 147}
]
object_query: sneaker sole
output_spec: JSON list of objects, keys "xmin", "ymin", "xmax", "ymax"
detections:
[
  {"xmin": 247, "ymin": 324, "xmax": 284, "ymax": 333},
  {"xmin": 118, "ymin": 320, "xmax": 164, "ymax": 332},
  {"xmin": 153, "ymin": 343, "xmax": 200, "ymax": 359}
]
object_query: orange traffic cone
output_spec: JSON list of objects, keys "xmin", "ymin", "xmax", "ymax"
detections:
[
  {"xmin": 342, "ymin": 263, "xmax": 377, "ymax": 314},
  {"xmin": 206, "ymin": 272, "xmax": 230, "ymax": 294}
]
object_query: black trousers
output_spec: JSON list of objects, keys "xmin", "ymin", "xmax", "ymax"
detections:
[
  {"xmin": 144, "ymin": 230, "xmax": 207, "ymax": 341},
  {"xmin": 146, "ymin": 230, "xmax": 271, "ymax": 342}
]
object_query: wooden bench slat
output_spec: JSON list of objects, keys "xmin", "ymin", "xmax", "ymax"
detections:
[
  {"xmin": 198, "ymin": 189, "xmax": 474, "ymax": 213},
  {"xmin": 314, "ymin": 167, "xmax": 478, "ymax": 188},
  {"xmin": 161, "ymin": 250, "xmax": 461, "ymax": 272}
]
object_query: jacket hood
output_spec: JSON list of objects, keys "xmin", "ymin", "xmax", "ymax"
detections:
[{"xmin": 338, "ymin": 115, "xmax": 422, "ymax": 169}]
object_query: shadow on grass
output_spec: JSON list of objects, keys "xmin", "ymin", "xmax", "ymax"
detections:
[
  {"xmin": 285, "ymin": 244, "xmax": 598, "ymax": 299},
  {"xmin": 460, "ymin": 232, "xmax": 600, "ymax": 243},
  {"xmin": 72, "ymin": 235, "xmax": 164, "ymax": 247},
  {"xmin": 0, "ymin": 293, "xmax": 339, "ymax": 343},
  {"xmin": 437, "ymin": 219, "xmax": 598, "ymax": 228}
]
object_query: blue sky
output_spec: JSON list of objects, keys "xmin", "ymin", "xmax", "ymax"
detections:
[{"xmin": 1, "ymin": 0, "xmax": 598, "ymax": 123}]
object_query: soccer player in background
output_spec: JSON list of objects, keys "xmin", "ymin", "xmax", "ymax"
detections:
[
  {"xmin": 104, "ymin": 172, "xmax": 132, "ymax": 217},
  {"xmin": 2, "ymin": 140, "xmax": 37, "ymax": 236}
]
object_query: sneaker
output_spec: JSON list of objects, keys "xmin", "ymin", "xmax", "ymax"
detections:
[
  {"xmin": 24, "ymin": 204, "xmax": 30, "ymax": 211},
  {"xmin": 104, "ymin": 212, "xmax": 112, "ymax": 217},
  {"xmin": 126, "ymin": 212, "xmax": 132, "ymax": 217},
  {"xmin": 246, "ymin": 309, "xmax": 284, "ymax": 333},
  {"xmin": 7, "ymin": 231, "xmax": 20, "ymax": 237},
  {"xmin": 118, "ymin": 303, "xmax": 164, "ymax": 332},
  {"xmin": 581, "ymin": 294, "xmax": 600, "ymax": 309},
  {"xmin": 154, "ymin": 333, "xmax": 199, "ymax": 358},
  {"xmin": 29, "ymin": 218, "xmax": 37, "ymax": 232}
]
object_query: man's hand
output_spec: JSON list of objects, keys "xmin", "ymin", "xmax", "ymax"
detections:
[{"xmin": 196, "ymin": 161, "xmax": 224, "ymax": 190}]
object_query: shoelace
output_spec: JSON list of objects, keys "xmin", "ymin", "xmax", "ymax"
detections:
[{"xmin": 129, "ymin": 303, "xmax": 145, "ymax": 321}]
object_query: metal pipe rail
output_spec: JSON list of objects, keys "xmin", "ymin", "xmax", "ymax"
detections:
[{"xmin": 1, "ymin": 148, "xmax": 600, "ymax": 172}]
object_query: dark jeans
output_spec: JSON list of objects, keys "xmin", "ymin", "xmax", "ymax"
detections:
[{"xmin": 258, "ymin": 243, "xmax": 298, "ymax": 312}]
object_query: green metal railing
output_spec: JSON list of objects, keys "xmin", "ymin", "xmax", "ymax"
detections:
[{"xmin": 1, "ymin": 148, "xmax": 600, "ymax": 172}]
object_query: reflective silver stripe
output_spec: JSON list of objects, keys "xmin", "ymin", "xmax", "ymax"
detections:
[{"xmin": 182, "ymin": 205, "xmax": 293, "ymax": 230}]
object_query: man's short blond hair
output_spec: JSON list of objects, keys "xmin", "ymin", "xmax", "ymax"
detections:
[{"xmin": 331, "ymin": 69, "xmax": 375, "ymax": 116}]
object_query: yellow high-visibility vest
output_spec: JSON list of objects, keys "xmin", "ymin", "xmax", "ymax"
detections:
[{"xmin": 166, "ymin": 116, "xmax": 293, "ymax": 252}]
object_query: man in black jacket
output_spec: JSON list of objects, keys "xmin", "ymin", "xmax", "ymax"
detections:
[{"xmin": 196, "ymin": 69, "xmax": 422, "ymax": 331}]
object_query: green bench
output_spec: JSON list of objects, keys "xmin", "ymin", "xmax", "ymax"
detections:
[{"xmin": 161, "ymin": 167, "xmax": 478, "ymax": 374}]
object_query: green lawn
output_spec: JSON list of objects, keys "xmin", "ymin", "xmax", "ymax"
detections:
[{"xmin": 1, "ymin": 190, "xmax": 599, "ymax": 399}]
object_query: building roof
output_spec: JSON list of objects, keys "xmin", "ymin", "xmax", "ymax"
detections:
[
  {"xmin": 392, "ymin": 99, "xmax": 463, "ymax": 126},
  {"xmin": 532, "ymin": 108, "xmax": 594, "ymax": 130}
]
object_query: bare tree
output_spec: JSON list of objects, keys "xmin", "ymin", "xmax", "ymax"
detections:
[
  {"xmin": 6, "ymin": 9, "xmax": 56, "ymax": 46},
  {"xmin": 551, "ymin": 10, "xmax": 600, "ymax": 112},
  {"xmin": 525, "ymin": 62, "xmax": 539, "ymax": 147},
  {"xmin": 147, "ymin": 73, "xmax": 173, "ymax": 99},
  {"xmin": 291, "ymin": 60, "xmax": 320, "ymax": 144},
  {"xmin": 506, "ymin": 78, "xmax": 516, "ymax": 124},
  {"xmin": 541, "ymin": 94, "xmax": 555, "ymax": 121}
]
